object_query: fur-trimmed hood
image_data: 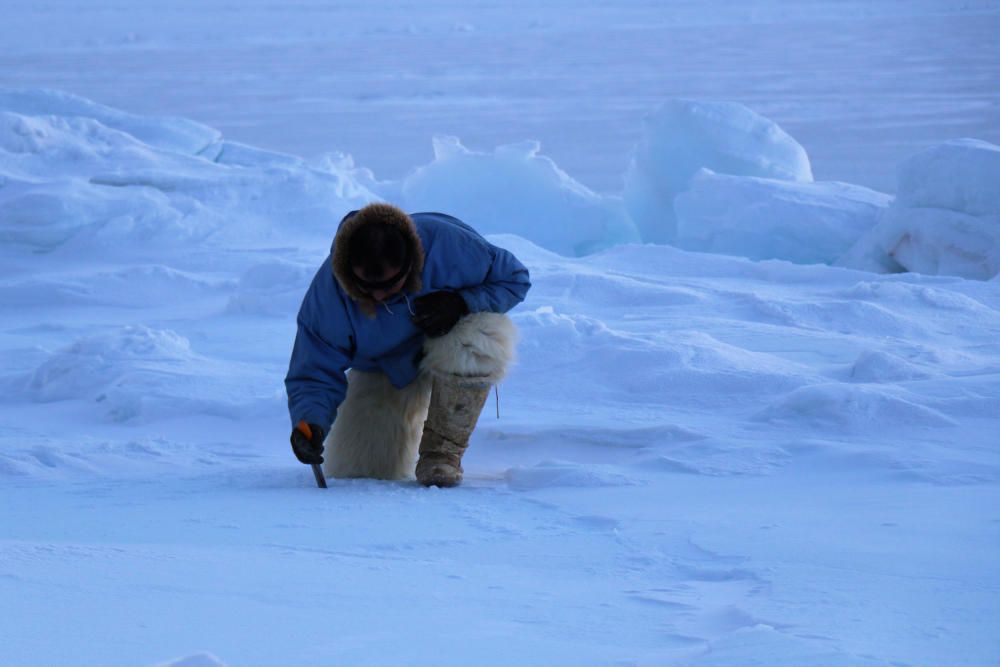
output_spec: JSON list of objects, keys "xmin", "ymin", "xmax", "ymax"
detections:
[{"xmin": 331, "ymin": 203, "xmax": 425, "ymax": 317}]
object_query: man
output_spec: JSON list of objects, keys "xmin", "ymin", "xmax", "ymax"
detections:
[{"xmin": 285, "ymin": 202, "xmax": 531, "ymax": 487}]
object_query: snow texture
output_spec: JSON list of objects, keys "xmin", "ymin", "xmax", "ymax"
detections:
[
  {"xmin": 2, "ymin": 87, "xmax": 999, "ymax": 667},
  {"xmin": 2, "ymin": 2, "xmax": 1000, "ymax": 665},
  {"xmin": 153, "ymin": 654, "xmax": 229, "ymax": 667}
]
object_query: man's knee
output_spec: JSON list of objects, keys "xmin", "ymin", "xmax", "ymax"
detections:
[{"xmin": 419, "ymin": 312, "xmax": 517, "ymax": 382}]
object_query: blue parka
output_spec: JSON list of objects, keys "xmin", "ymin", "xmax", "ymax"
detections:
[{"xmin": 285, "ymin": 211, "xmax": 531, "ymax": 429}]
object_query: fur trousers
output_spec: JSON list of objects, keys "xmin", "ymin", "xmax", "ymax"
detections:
[{"xmin": 322, "ymin": 312, "xmax": 516, "ymax": 480}]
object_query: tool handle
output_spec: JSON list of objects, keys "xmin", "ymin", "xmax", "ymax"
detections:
[{"xmin": 296, "ymin": 422, "xmax": 327, "ymax": 488}]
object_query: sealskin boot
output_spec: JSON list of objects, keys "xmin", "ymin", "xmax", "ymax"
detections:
[{"xmin": 415, "ymin": 374, "xmax": 492, "ymax": 487}]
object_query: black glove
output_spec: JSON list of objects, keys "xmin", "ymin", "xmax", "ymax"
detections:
[
  {"xmin": 411, "ymin": 290, "xmax": 469, "ymax": 338},
  {"xmin": 290, "ymin": 421, "xmax": 325, "ymax": 465}
]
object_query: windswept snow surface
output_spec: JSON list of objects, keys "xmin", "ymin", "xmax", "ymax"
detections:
[
  {"xmin": 1, "ymin": 91, "xmax": 999, "ymax": 667},
  {"xmin": 2, "ymin": 1, "xmax": 1000, "ymax": 664}
]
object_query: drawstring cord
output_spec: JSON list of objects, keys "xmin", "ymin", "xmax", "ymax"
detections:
[
  {"xmin": 494, "ymin": 384, "xmax": 500, "ymax": 419},
  {"xmin": 379, "ymin": 294, "xmax": 417, "ymax": 317}
]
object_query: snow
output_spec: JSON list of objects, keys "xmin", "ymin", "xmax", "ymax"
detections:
[
  {"xmin": 2, "ymin": 2, "xmax": 1000, "ymax": 666},
  {"xmin": 0, "ymin": 88, "xmax": 221, "ymax": 157},
  {"xmin": 0, "ymin": 95, "xmax": 374, "ymax": 254},
  {"xmin": 153, "ymin": 654, "xmax": 228, "ymax": 667}
]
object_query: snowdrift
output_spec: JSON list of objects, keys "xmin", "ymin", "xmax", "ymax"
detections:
[{"xmin": 0, "ymin": 91, "xmax": 374, "ymax": 255}]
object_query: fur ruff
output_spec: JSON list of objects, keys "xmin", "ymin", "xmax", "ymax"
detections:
[
  {"xmin": 419, "ymin": 312, "xmax": 517, "ymax": 384},
  {"xmin": 323, "ymin": 370, "xmax": 431, "ymax": 480},
  {"xmin": 331, "ymin": 203, "xmax": 425, "ymax": 318}
]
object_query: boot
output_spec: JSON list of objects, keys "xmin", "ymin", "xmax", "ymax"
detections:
[
  {"xmin": 415, "ymin": 374, "xmax": 492, "ymax": 487},
  {"xmin": 416, "ymin": 312, "xmax": 517, "ymax": 487}
]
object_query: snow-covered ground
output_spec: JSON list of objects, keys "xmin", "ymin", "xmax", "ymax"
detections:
[{"xmin": 2, "ymin": 2, "xmax": 1000, "ymax": 666}]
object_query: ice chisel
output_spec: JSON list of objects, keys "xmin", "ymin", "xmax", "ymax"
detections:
[{"xmin": 311, "ymin": 463, "xmax": 327, "ymax": 489}]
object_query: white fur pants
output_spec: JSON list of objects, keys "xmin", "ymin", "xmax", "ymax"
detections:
[{"xmin": 323, "ymin": 312, "xmax": 516, "ymax": 480}]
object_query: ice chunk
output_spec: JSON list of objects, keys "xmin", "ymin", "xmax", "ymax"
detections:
[
  {"xmin": 841, "ymin": 139, "xmax": 1000, "ymax": 280},
  {"xmin": 896, "ymin": 138, "xmax": 1000, "ymax": 216},
  {"xmin": 624, "ymin": 99, "xmax": 813, "ymax": 244},
  {"xmin": 674, "ymin": 169, "xmax": 890, "ymax": 264},
  {"xmin": 401, "ymin": 135, "xmax": 639, "ymax": 256},
  {"xmin": 874, "ymin": 208, "xmax": 999, "ymax": 280}
]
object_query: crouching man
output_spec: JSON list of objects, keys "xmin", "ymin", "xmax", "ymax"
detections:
[{"xmin": 285, "ymin": 203, "xmax": 531, "ymax": 487}]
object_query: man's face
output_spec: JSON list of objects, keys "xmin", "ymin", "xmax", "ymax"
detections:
[{"xmin": 352, "ymin": 263, "xmax": 407, "ymax": 302}]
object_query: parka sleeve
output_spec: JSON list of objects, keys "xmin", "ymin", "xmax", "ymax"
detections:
[
  {"xmin": 284, "ymin": 319, "xmax": 352, "ymax": 429},
  {"xmin": 284, "ymin": 270, "xmax": 355, "ymax": 429},
  {"xmin": 457, "ymin": 241, "xmax": 532, "ymax": 314}
]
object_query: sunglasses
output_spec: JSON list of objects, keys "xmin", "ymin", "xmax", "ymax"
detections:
[{"xmin": 354, "ymin": 255, "xmax": 412, "ymax": 291}]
